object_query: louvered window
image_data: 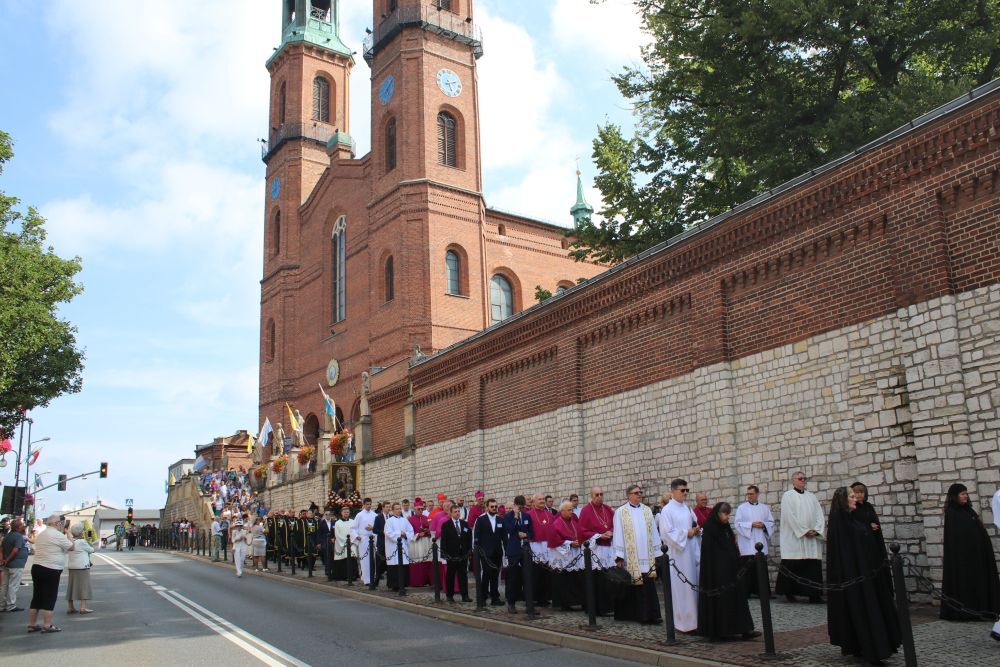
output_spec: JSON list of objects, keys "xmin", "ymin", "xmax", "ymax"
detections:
[
  {"xmin": 278, "ymin": 82, "xmax": 287, "ymax": 124},
  {"xmin": 313, "ymin": 76, "xmax": 330, "ymax": 123},
  {"xmin": 266, "ymin": 319, "xmax": 276, "ymax": 362},
  {"xmin": 385, "ymin": 118, "xmax": 397, "ymax": 172},
  {"xmin": 437, "ymin": 112, "xmax": 457, "ymax": 167},
  {"xmin": 272, "ymin": 212, "xmax": 281, "ymax": 256}
]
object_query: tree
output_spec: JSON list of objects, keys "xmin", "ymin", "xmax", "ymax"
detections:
[
  {"xmin": 574, "ymin": 0, "xmax": 1000, "ymax": 264},
  {"xmin": 535, "ymin": 285, "xmax": 554, "ymax": 303},
  {"xmin": 0, "ymin": 131, "xmax": 85, "ymax": 436}
]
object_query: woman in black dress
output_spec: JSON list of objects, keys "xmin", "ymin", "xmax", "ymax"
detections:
[
  {"xmin": 941, "ymin": 483, "xmax": 1000, "ymax": 621},
  {"xmin": 826, "ymin": 487, "xmax": 900, "ymax": 664},
  {"xmin": 696, "ymin": 502, "xmax": 759, "ymax": 641}
]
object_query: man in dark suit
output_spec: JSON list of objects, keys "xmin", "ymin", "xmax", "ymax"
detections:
[
  {"xmin": 473, "ymin": 498, "xmax": 506, "ymax": 606},
  {"xmin": 316, "ymin": 510, "xmax": 335, "ymax": 580},
  {"xmin": 503, "ymin": 495, "xmax": 534, "ymax": 613},
  {"xmin": 439, "ymin": 505, "xmax": 472, "ymax": 602},
  {"xmin": 372, "ymin": 502, "xmax": 389, "ymax": 588}
]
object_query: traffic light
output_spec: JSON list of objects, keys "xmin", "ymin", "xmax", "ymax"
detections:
[
  {"xmin": 127, "ymin": 507, "xmax": 133, "ymax": 521},
  {"xmin": 57, "ymin": 474, "xmax": 67, "ymax": 491},
  {"xmin": 99, "ymin": 462, "xmax": 108, "ymax": 478}
]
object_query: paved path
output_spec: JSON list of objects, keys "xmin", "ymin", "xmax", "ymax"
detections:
[{"xmin": 0, "ymin": 550, "xmax": 644, "ymax": 667}]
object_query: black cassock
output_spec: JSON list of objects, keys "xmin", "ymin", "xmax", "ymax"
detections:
[
  {"xmin": 696, "ymin": 519, "xmax": 753, "ymax": 639},
  {"xmin": 852, "ymin": 496, "xmax": 892, "ymax": 594},
  {"xmin": 826, "ymin": 503, "xmax": 900, "ymax": 662},
  {"xmin": 941, "ymin": 504, "xmax": 1000, "ymax": 621}
]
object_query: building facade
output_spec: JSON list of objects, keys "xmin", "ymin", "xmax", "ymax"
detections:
[{"xmin": 259, "ymin": 0, "xmax": 604, "ymax": 445}]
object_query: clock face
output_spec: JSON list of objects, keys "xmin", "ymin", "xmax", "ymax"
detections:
[
  {"xmin": 436, "ymin": 69, "xmax": 462, "ymax": 97},
  {"xmin": 378, "ymin": 75, "xmax": 395, "ymax": 105},
  {"xmin": 270, "ymin": 177, "xmax": 281, "ymax": 200},
  {"xmin": 326, "ymin": 359, "xmax": 340, "ymax": 387}
]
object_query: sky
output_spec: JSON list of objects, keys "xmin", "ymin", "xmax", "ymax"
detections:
[{"xmin": 0, "ymin": 0, "xmax": 649, "ymax": 513}]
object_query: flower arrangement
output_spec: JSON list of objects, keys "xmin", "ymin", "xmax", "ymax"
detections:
[
  {"xmin": 253, "ymin": 464, "xmax": 268, "ymax": 481},
  {"xmin": 328, "ymin": 430, "xmax": 351, "ymax": 456},
  {"xmin": 271, "ymin": 454, "xmax": 288, "ymax": 474},
  {"xmin": 297, "ymin": 446, "xmax": 316, "ymax": 465}
]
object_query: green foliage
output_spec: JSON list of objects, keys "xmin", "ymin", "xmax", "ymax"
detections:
[
  {"xmin": 0, "ymin": 131, "xmax": 85, "ymax": 436},
  {"xmin": 535, "ymin": 285, "xmax": 554, "ymax": 303},
  {"xmin": 575, "ymin": 0, "xmax": 1000, "ymax": 263}
]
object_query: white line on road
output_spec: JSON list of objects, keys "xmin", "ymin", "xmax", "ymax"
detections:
[{"xmin": 93, "ymin": 554, "xmax": 136, "ymax": 578}]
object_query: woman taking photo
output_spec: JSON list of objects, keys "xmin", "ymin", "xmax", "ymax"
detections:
[
  {"xmin": 28, "ymin": 515, "xmax": 75, "ymax": 633},
  {"xmin": 66, "ymin": 524, "xmax": 96, "ymax": 615}
]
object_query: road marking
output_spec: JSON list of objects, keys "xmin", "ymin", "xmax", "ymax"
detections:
[
  {"xmin": 152, "ymin": 585, "xmax": 167, "ymax": 591},
  {"xmin": 94, "ymin": 554, "xmax": 136, "ymax": 578},
  {"xmin": 158, "ymin": 591, "xmax": 309, "ymax": 667},
  {"xmin": 143, "ymin": 580, "xmax": 156, "ymax": 586}
]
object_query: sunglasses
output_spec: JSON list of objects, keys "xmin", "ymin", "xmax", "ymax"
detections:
[{"xmin": 678, "ymin": 489, "xmax": 689, "ymax": 493}]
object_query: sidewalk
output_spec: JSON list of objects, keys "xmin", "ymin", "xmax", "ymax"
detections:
[{"xmin": 162, "ymin": 548, "xmax": 997, "ymax": 667}]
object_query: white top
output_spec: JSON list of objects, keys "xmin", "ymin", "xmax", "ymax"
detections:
[
  {"xmin": 612, "ymin": 503, "xmax": 660, "ymax": 571},
  {"xmin": 67, "ymin": 539, "xmax": 95, "ymax": 569},
  {"xmin": 33, "ymin": 529, "xmax": 73, "ymax": 570},
  {"xmin": 992, "ymin": 489, "xmax": 1000, "ymax": 530},
  {"xmin": 734, "ymin": 501, "xmax": 775, "ymax": 556},
  {"xmin": 779, "ymin": 488, "xmax": 825, "ymax": 560}
]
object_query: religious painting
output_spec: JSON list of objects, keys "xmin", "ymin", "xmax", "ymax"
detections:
[{"xmin": 329, "ymin": 462, "xmax": 359, "ymax": 498}]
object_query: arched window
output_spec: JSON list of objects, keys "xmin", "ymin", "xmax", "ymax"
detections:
[
  {"xmin": 313, "ymin": 76, "xmax": 330, "ymax": 123},
  {"xmin": 497, "ymin": 223, "xmax": 506, "ymax": 237},
  {"xmin": 384, "ymin": 256, "xmax": 395, "ymax": 302},
  {"xmin": 445, "ymin": 249, "xmax": 461, "ymax": 295},
  {"xmin": 272, "ymin": 211, "xmax": 281, "ymax": 256},
  {"xmin": 331, "ymin": 216, "xmax": 346, "ymax": 323},
  {"xmin": 555, "ymin": 285, "xmax": 569, "ymax": 295},
  {"xmin": 555, "ymin": 281, "xmax": 574, "ymax": 295},
  {"xmin": 437, "ymin": 112, "xmax": 457, "ymax": 167},
  {"xmin": 385, "ymin": 118, "xmax": 397, "ymax": 172},
  {"xmin": 266, "ymin": 319, "xmax": 276, "ymax": 362},
  {"xmin": 278, "ymin": 81, "xmax": 287, "ymax": 125},
  {"xmin": 490, "ymin": 274, "xmax": 513, "ymax": 325},
  {"xmin": 303, "ymin": 414, "xmax": 320, "ymax": 445}
]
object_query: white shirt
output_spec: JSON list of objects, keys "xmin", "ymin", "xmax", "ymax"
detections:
[
  {"xmin": 779, "ymin": 488, "xmax": 825, "ymax": 560},
  {"xmin": 67, "ymin": 539, "xmax": 95, "ymax": 569},
  {"xmin": 734, "ymin": 501, "xmax": 775, "ymax": 556},
  {"xmin": 211, "ymin": 520, "xmax": 222, "ymax": 537},
  {"xmin": 33, "ymin": 529, "xmax": 72, "ymax": 570}
]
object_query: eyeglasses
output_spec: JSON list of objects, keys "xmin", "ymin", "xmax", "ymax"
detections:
[
  {"xmin": 594, "ymin": 493, "xmax": 604, "ymax": 496},
  {"xmin": 629, "ymin": 490, "xmax": 643, "ymax": 495},
  {"xmin": 678, "ymin": 489, "xmax": 689, "ymax": 493}
]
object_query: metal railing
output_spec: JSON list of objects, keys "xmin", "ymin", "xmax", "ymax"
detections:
[
  {"xmin": 261, "ymin": 122, "xmax": 339, "ymax": 161},
  {"xmin": 363, "ymin": 5, "xmax": 483, "ymax": 65}
]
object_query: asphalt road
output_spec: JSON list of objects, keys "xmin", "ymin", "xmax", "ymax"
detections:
[{"xmin": 1, "ymin": 550, "xmax": 642, "ymax": 666}]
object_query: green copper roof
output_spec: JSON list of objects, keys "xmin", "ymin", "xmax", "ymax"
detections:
[
  {"xmin": 267, "ymin": 1, "xmax": 353, "ymax": 67},
  {"xmin": 570, "ymin": 170, "xmax": 594, "ymax": 222}
]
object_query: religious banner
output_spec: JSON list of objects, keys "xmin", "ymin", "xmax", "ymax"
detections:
[{"xmin": 328, "ymin": 462, "xmax": 359, "ymax": 499}]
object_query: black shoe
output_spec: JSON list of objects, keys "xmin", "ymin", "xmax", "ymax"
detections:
[
  {"xmin": 784, "ymin": 594, "xmax": 796, "ymax": 603},
  {"xmin": 447, "ymin": 596, "xmax": 455, "ymax": 603},
  {"xmin": 742, "ymin": 630, "xmax": 762, "ymax": 640},
  {"xmin": 491, "ymin": 599, "xmax": 504, "ymax": 607},
  {"xmin": 991, "ymin": 631, "xmax": 1000, "ymax": 641},
  {"xmin": 507, "ymin": 603, "xmax": 517, "ymax": 613},
  {"xmin": 808, "ymin": 596, "xmax": 824, "ymax": 604},
  {"xmin": 461, "ymin": 597, "xmax": 472, "ymax": 602}
]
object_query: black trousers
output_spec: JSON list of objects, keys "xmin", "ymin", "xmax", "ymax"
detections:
[
  {"xmin": 505, "ymin": 554, "xmax": 525, "ymax": 604},
  {"xmin": 446, "ymin": 557, "xmax": 469, "ymax": 599},
  {"xmin": 480, "ymin": 549, "xmax": 502, "ymax": 602}
]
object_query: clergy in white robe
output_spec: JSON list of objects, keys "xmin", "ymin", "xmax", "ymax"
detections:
[
  {"xmin": 385, "ymin": 505, "xmax": 415, "ymax": 591},
  {"xmin": 776, "ymin": 472, "xmax": 825, "ymax": 601},
  {"xmin": 657, "ymin": 480, "xmax": 701, "ymax": 632},
  {"xmin": 612, "ymin": 484, "xmax": 662, "ymax": 624},
  {"xmin": 993, "ymin": 490, "xmax": 1000, "ymax": 640},
  {"xmin": 352, "ymin": 500, "xmax": 378, "ymax": 585},
  {"xmin": 332, "ymin": 507, "xmax": 357, "ymax": 581},
  {"xmin": 734, "ymin": 485, "xmax": 775, "ymax": 597}
]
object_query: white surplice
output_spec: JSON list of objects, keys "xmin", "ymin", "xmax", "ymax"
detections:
[
  {"xmin": 657, "ymin": 499, "xmax": 701, "ymax": 632},
  {"xmin": 734, "ymin": 501, "xmax": 775, "ymax": 556},
  {"xmin": 334, "ymin": 519, "xmax": 353, "ymax": 562},
  {"xmin": 612, "ymin": 503, "xmax": 660, "ymax": 574},
  {"xmin": 352, "ymin": 508, "xmax": 378, "ymax": 584},
  {"xmin": 778, "ymin": 489, "xmax": 824, "ymax": 560},
  {"xmin": 385, "ymin": 515, "xmax": 415, "ymax": 565}
]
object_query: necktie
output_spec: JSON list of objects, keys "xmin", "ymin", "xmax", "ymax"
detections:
[{"xmin": 455, "ymin": 520, "xmax": 460, "ymax": 533}]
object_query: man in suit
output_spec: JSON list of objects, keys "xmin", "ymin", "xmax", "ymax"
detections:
[
  {"xmin": 372, "ymin": 502, "xmax": 390, "ymax": 588},
  {"xmin": 316, "ymin": 510, "xmax": 335, "ymax": 580},
  {"xmin": 439, "ymin": 505, "xmax": 472, "ymax": 602},
  {"xmin": 503, "ymin": 495, "xmax": 534, "ymax": 613},
  {"xmin": 473, "ymin": 498, "xmax": 506, "ymax": 606}
]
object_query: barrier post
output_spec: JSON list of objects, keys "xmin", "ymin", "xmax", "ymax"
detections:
[
  {"xmin": 432, "ymin": 539, "xmax": 441, "ymax": 602},
  {"xmin": 397, "ymin": 536, "xmax": 406, "ymax": 596},
  {"xmin": 583, "ymin": 542, "xmax": 598, "ymax": 628},
  {"xmin": 346, "ymin": 539, "xmax": 354, "ymax": 586},
  {"xmin": 755, "ymin": 543, "xmax": 777, "ymax": 658},
  {"xmin": 890, "ymin": 544, "xmax": 918, "ymax": 667},
  {"xmin": 660, "ymin": 544, "xmax": 678, "ymax": 646},
  {"xmin": 368, "ymin": 535, "xmax": 377, "ymax": 591}
]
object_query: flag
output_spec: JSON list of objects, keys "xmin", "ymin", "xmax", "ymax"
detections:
[
  {"xmin": 246, "ymin": 433, "xmax": 255, "ymax": 454},
  {"xmin": 193, "ymin": 455, "xmax": 207, "ymax": 472},
  {"xmin": 169, "ymin": 472, "xmax": 176, "ymax": 485},
  {"xmin": 318, "ymin": 384, "xmax": 337, "ymax": 427},
  {"xmin": 34, "ymin": 473, "xmax": 42, "ymax": 490},
  {"xmin": 258, "ymin": 417, "xmax": 273, "ymax": 447},
  {"xmin": 28, "ymin": 449, "xmax": 40, "ymax": 465},
  {"xmin": 286, "ymin": 402, "xmax": 298, "ymax": 431}
]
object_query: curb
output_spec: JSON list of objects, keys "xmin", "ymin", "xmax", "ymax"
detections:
[{"xmin": 158, "ymin": 549, "xmax": 726, "ymax": 667}]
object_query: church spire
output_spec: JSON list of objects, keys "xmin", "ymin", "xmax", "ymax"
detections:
[
  {"xmin": 570, "ymin": 170, "xmax": 594, "ymax": 225},
  {"xmin": 270, "ymin": 0, "xmax": 352, "ymax": 65}
]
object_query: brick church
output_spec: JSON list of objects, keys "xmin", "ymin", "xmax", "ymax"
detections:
[{"xmin": 259, "ymin": 0, "xmax": 604, "ymax": 443}]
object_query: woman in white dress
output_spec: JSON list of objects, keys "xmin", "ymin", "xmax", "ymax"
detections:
[{"xmin": 230, "ymin": 520, "xmax": 249, "ymax": 577}]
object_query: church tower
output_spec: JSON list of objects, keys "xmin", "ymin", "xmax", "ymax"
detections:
[{"xmin": 260, "ymin": 0, "xmax": 355, "ymax": 422}]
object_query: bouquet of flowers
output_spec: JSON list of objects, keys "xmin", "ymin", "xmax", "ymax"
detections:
[
  {"xmin": 297, "ymin": 446, "xmax": 316, "ymax": 465},
  {"xmin": 271, "ymin": 454, "xmax": 288, "ymax": 474},
  {"xmin": 346, "ymin": 489, "xmax": 363, "ymax": 509},
  {"xmin": 328, "ymin": 430, "xmax": 351, "ymax": 456},
  {"xmin": 253, "ymin": 464, "xmax": 268, "ymax": 481},
  {"xmin": 326, "ymin": 488, "xmax": 343, "ymax": 512}
]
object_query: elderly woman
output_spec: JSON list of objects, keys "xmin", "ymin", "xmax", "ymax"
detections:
[
  {"xmin": 28, "ymin": 514, "xmax": 75, "ymax": 633},
  {"xmin": 66, "ymin": 524, "xmax": 96, "ymax": 614}
]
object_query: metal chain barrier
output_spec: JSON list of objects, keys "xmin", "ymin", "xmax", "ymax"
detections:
[
  {"xmin": 667, "ymin": 556, "xmax": 755, "ymax": 597},
  {"xmin": 774, "ymin": 558, "xmax": 890, "ymax": 594},
  {"xmin": 903, "ymin": 557, "xmax": 1000, "ymax": 622}
]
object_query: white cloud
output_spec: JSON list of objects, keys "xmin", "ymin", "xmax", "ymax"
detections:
[{"xmin": 551, "ymin": 0, "xmax": 650, "ymax": 66}]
